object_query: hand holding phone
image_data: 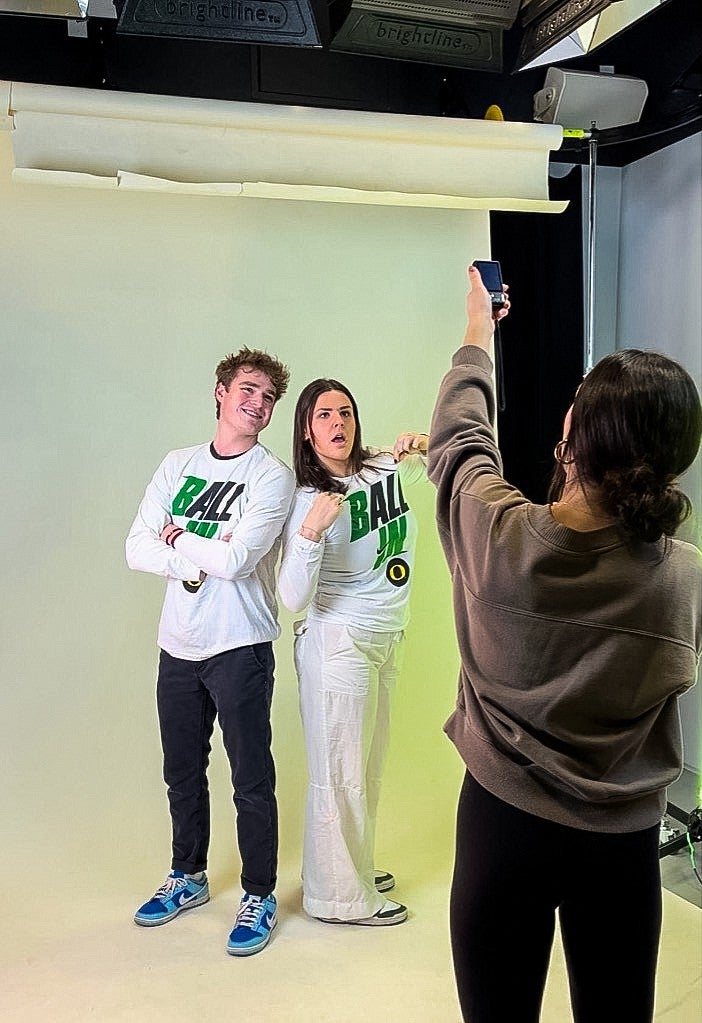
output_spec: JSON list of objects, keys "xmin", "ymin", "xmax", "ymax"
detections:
[{"xmin": 472, "ymin": 260, "xmax": 507, "ymax": 311}]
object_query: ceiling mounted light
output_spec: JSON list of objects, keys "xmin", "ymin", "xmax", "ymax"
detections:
[
  {"xmin": 330, "ymin": 0, "xmax": 521, "ymax": 71},
  {"xmin": 514, "ymin": 0, "xmax": 666, "ymax": 72},
  {"xmin": 116, "ymin": 0, "xmax": 337, "ymax": 47}
]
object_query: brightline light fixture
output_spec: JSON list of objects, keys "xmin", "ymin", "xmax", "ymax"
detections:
[
  {"xmin": 330, "ymin": 0, "xmax": 521, "ymax": 71},
  {"xmin": 515, "ymin": 0, "xmax": 666, "ymax": 72},
  {"xmin": 116, "ymin": 0, "xmax": 337, "ymax": 47}
]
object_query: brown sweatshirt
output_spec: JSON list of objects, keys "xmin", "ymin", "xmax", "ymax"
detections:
[{"xmin": 428, "ymin": 346, "xmax": 701, "ymax": 832}]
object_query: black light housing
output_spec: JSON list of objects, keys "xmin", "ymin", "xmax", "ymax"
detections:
[
  {"xmin": 330, "ymin": 0, "xmax": 520, "ymax": 72},
  {"xmin": 116, "ymin": 0, "xmax": 336, "ymax": 47},
  {"xmin": 515, "ymin": 0, "xmax": 619, "ymax": 71}
]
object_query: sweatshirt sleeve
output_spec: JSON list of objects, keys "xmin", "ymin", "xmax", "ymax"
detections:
[
  {"xmin": 428, "ymin": 346, "xmax": 527, "ymax": 565},
  {"xmin": 277, "ymin": 490, "xmax": 326, "ymax": 614},
  {"xmin": 125, "ymin": 454, "xmax": 203, "ymax": 581},
  {"xmin": 173, "ymin": 461, "xmax": 295, "ymax": 580},
  {"xmin": 428, "ymin": 345, "xmax": 501, "ymax": 500}
]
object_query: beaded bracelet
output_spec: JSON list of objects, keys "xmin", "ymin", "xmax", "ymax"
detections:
[{"xmin": 298, "ymin": 525, "xmax": 322, "ymax": 542}]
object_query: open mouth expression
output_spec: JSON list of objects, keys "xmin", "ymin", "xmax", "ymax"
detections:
[{"xmin": 308, "ymin": 390, "xmax": 356, "ymax": 472}]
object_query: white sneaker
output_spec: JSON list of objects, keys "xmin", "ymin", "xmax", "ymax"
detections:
[
  {"xmin": 374, "ymin": 870, "xmax": 395, "ymax": 893},
  {"xmin": 319, "ymin": 899, "xmax": 408, "ymax": 926}
]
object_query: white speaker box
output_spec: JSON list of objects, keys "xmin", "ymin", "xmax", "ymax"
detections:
[{"xmin": 533, "ymin": 67, "xmax": 649, "ymax": 131}]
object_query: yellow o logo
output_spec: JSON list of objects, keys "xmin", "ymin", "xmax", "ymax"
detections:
[{"xmin": 386, "ymin": 558, "xmax": 410, "ymax": 588}]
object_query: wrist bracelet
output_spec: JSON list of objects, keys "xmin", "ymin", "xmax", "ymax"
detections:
[
  {"xmin": 166, "ymin": 527, "xmax": 185, "ymax": 548},
  {"xmin": 299, "ymin": 525, "xmax": 322, "ymax": 543}
]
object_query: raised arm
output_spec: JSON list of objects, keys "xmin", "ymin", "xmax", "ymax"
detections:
[{"xmin": 428, "ymin": 264, "xmax": 515, "ymax": 544}]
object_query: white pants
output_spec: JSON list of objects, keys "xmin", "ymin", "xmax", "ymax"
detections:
[{"xmin": 294, "ymin": 619, "xmax": 403, "ymax": 920}]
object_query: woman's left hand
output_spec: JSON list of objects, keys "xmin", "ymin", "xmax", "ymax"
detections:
[{"xmin": 393, "ymin": 432, "xmax": 428, "ymax": 462}]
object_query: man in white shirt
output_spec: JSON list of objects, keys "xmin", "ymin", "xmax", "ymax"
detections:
[{"xmin": 126, "ymin": 347, "xmax": 294, "ymax": 957}]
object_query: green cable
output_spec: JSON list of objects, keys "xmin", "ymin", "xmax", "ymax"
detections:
[{"xmin": 687, "ymin": 832, "xmax": 702, "ymax": 886}]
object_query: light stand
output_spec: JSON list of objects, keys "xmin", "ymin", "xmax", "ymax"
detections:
[{"xmin": 585, "ymin": 122, "xmax": 598, "ymax": 375}]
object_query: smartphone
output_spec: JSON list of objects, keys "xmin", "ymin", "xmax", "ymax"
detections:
[{"xmin": 472, "ymin": 260, "xmax": 506, "ymax": 309}]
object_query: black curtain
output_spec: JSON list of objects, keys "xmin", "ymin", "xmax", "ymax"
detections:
[{"xmin": 491, "ymin": 169, "xmax": 585, "ymax": 504}]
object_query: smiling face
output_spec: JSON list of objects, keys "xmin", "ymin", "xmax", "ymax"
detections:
[
  {"xmin": 306, "ymin": 389, "xmax": 357, "ymax": 476},
  {"xmin": 214, "ymin": 367, "xmax": 277, "ymax": 452}
]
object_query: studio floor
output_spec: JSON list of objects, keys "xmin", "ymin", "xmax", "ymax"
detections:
[{"xmin": 2, "ymin": 847, "xmax": 700, "ymax": 1023}]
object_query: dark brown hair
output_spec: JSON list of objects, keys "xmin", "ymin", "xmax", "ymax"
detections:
[
  {"xmin": 292, "ymin": 378, "xmax": 372, "ymax": 493},
  {"xmin": 214, "ymin": 347, "xmax": 290, "ymax": 419},
  {"xmin": 549, "ymin": 349, "xmax": 701, "ymax": 542}
]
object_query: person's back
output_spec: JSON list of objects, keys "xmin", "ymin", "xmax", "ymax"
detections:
[
  {"xmin": 437, "ymin": 463, "xmax": 701, "ymax": 830},
  {"xmin": 428, "ymin": 264, "xmax": 702, "ymax": 1023}
]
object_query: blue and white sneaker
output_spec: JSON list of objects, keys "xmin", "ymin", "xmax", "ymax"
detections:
[
  {"xmin": 134, "ymin": 870, "xmax": 209, "ymax": 927},
  {"xmin": 226, "ymin": 892, "xmax": 277, "ymax": 956}
]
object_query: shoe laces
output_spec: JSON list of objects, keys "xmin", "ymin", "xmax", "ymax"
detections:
[
  {"xmin": 235, "ymin": 895, "xmax": 265, "ymax": 929},
  {"xmin": 154, "ymin": 874, "xmax": 188, "ymax": 899}
]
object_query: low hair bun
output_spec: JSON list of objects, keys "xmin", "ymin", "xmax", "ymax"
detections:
[{"xmin": 602, "ymin": 465, "xmax": 691, "ymax": 543}]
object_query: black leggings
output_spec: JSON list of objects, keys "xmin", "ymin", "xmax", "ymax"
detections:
[{"xmin": 450, "ymin": 772, "xmax": 662, "ymax": 1023}]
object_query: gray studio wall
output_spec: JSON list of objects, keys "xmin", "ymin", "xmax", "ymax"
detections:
[{"xmin": 583, "ymin": 131, "xmax": 702, "ymax": 775}]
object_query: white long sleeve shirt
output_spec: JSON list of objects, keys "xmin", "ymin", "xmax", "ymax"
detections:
[
  {"xmin": 126, "ymin": 441, "xmax": 295, "ymax": 660},
  {"xmin": 278, "ymin": 452, "xmax": 426, "ymax": 632}
]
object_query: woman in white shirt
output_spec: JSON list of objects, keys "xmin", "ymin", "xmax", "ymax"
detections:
[{"xmin": 278, "ymin": 377, "xmax": 427, "ymax": 926}]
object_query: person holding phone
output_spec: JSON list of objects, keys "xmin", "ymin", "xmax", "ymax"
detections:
[
  {"xmin": 428, "ymin": 265, "xmax": 701, "ymax": 1022},
  {"xmin": 278, "ymin": 378, "xmax": 428, "ymax": 926}
]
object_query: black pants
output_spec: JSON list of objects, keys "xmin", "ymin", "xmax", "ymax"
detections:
[
  {"xmin": 450, "ymin": 772, "xmax": 662, "ymax": 1023},
  {"xmin": 157, "ymin": 645, "xmax": 277, "ymax": 897}
]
